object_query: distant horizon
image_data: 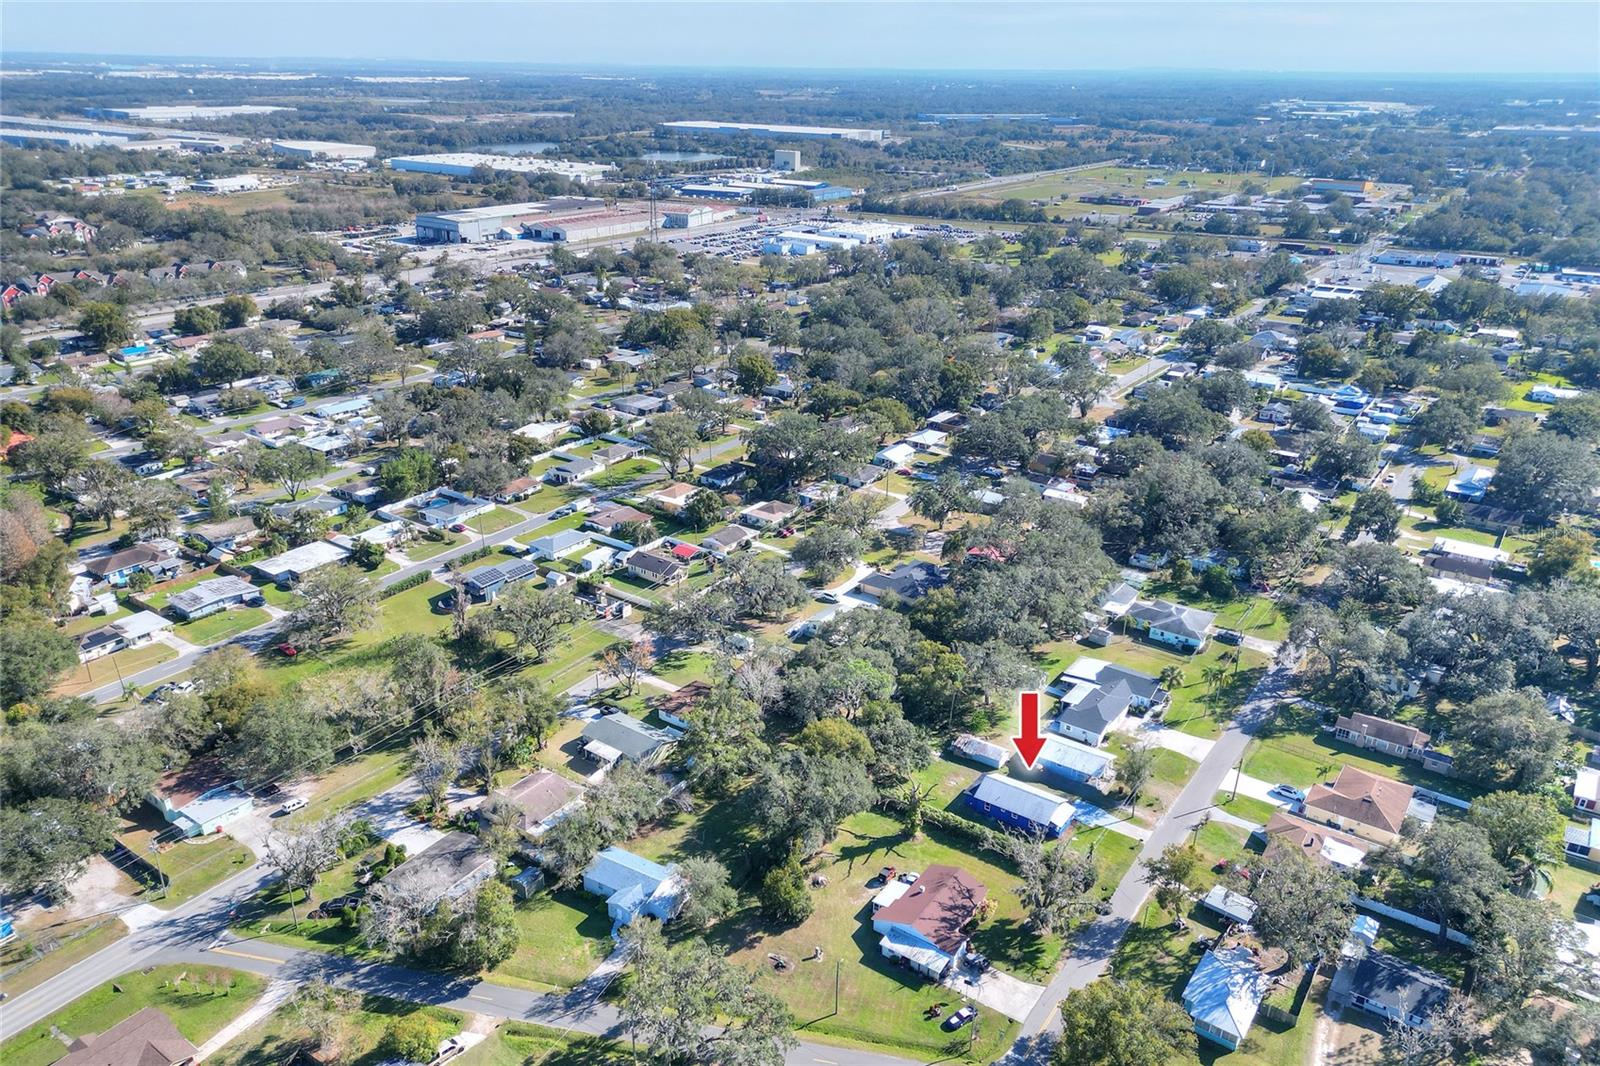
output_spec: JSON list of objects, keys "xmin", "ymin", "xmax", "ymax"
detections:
[
  {"xmin": 3, "ymin": 50, "xmax": 1598, "ymax": 83},
  {"xmin": 0, "ymin": 2, "xmax": 1595, "ymax": 78}
]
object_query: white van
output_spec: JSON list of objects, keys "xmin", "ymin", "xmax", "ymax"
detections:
[{"xmin": 277, "ymin": 796, "xmax": 308, "ymax": 816}]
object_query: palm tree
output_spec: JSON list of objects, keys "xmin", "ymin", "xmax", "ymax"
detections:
[
  {"xmin": 1158, "ymin": 665, "xmax": 1185, "ymax": 692},
  {"xmin": 1201, "ymin": 662, "xmax": 1229, "ymax": 695}
]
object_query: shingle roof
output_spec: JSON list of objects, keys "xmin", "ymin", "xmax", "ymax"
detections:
[
  {"xmin": 55, "ymin": 1006, "xmax": 197, "ymax": 1066},
  {"xmin": 873, "ymin": 864, "xmax": 986, "ymax": 954},
  {"xmin": 1342, "ymin": 950, "xmax": 1452, "ymax": 1021},
  {"xmin": 580, "ymin": 713, "xmax": 674, "ymax": 761},
  {"xmin": 1055, "ymin": 679, "xmax": 1133, "ymax": 738},
  {"xmin": 1304, "ymin": 765, "xmax": 1414, "ymax": 835},
  {"xmin": 1127, "ymin": 598, "xmax": 1215, "ymax": 640},
  {"xmin": 491, "ymin": 769, "xmax": 581, "ymax": 832},
  {"xmin": 1334, "ymin": 712, "xmax": 1430, "ymax": 750}
]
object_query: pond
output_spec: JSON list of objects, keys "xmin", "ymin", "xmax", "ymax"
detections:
[{"xmin": 638, "ymin": 150, "xmax": 727, "ymax": 163}]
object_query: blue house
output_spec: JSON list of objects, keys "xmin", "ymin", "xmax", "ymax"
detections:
[
  {"xmin": 965, "ymin": 773, "xmax": 1074, "ymax": 838},
  {"xmin": 1037, "ymin": 735, "xmax": 1116, "ymax": 788},
  {"xmin": 1182, "ymin": 944, "xmax": 1270, "ymax": 1051},
  {"xmin": 583, "ymin": 847, "xmax": 683, "ymax": 928},
  {"xmin": 463, "ymin": 558, "xmax": 542, "ymax": 602}
]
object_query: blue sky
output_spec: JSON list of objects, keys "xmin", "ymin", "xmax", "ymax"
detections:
[{"xmin": 2, "ymin": 2, "xmax": 1596, "ymax": 75}]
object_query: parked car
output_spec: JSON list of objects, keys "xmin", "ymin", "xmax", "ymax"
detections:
[
  {"xmin": 277, "ymin": 796, "xmax": 308, "ymax": 816},
  {"xmin": 777, "ymin": 526, "xmax": 796, "ymax": 538},
  {"xmin": 275, "ymin": 643, "xmax": 299, "ymax": 658},
  {"xmin": 1215, "ymin": 628, "xmax": 1243, "ymax": 645},
  {"xmin": 1268, "ymin": 783, "xmax": 1307, "ymax": 804},
  {"xmin": 450, "ymin": 523, "xmax": 469, "ymax": 533},
  {"xmin": 815, "ymin": 590, "xmax": 840, "ymax": 604},
  {"xmin": 943, "ymin": 1005, "xmax": 977, "ymax": 1031}
]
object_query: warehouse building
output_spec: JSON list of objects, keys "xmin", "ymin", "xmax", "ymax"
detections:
[
  {"xmin": 272, "ymin": 139, "xmax": 376, "ymax": 160},
  {"xmin": 88, "ymin": 105, "xmax": 291, "ymax": 121},
  {"xmin": 660, "ymin": 120, "xmax": 887, "ymax": 143},
  {"xmin": 193, "ymin": 175, "xmax": 262, "ymax": 194},
  {"xmin": 762, "ymin": 230, "xmax": 861, "ymax": 256},
  {"xmin": 414, "ymin": 198, "xmax": 602, "ymax": 243},
  {"xmin": 523, "ymin": 208, "xmax": 655, "ymax": 243},
  {"xmin": 773, "ymin": 149, "xmax": 804, "ymax": 172},
  {"xmin": 387, "ymin": 152, "xmax": 614, "ymax": 183},
  {"xmin": 661, "ymin": 203, "xmax": 739, "ymax": 228}
]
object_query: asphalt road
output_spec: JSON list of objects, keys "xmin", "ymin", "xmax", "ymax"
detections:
[{"xmin": 1000, "ymin": 647, "xmax": 1302, "ymax": 1063}]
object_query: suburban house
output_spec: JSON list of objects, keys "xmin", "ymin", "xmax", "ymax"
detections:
[
  {"xmin": 251, "ymin": 540, "xmax": 351, "ymax": 587},
  {"xmin": 527, "ymin": 529, "xmax": 593, "ymax": 561},
  {"xmin": 462, "ymin": 558, "xmax": 542, "ymax": 602},
  {"xmin": 874, "ymin": 441, "xmax": 916, "ymax": 468},
  {"xmin": 1199, "ymin": 885, "xmax": 1258, "ymax": 927},
  {"xmin": 382, "ymin": 832, "xmax": 497, "ymax": 911},
  {"xmin": 654, "ymin": 679, "xmax": 712, "ymax": 730},
  {"xmin": 626, "ymin": 549, "xmax": 687, "ymax": 585},
  {"xmin": 484, "ymin": 769, "xmax": 582, "ymax": 841},
  {"xmin": 835, "ymin": 464, "xmax": 883, "ymax": 489},
  {"xmin": 1575, "ymin": 767, "xmax": 1600, "ymax": 813},
  {"xmin": 190, "ymin": 515, "xmax": 263, "ymax": 555},
  {"xmin": 1182, "ymin": 944, "xmax": 1271, "ymax": 1051},
  {"xmin": 857, "ymin": 561, "xmax": 946, "ymax": 602},
  {"xmin": 1049, "ymin": 657, "xmax": 1167, "ymax": 746},
  {"xmin": 166, "ymin": 576, "xmax": 266, "ymax": 621},
  {"xmin": 84, "ymin": 542, "xmax": 181, "ymax": 587},
  {"xmin": 1037, "ymin": 734, "xmax": 1116, "ymax": 788},
  {"xmin": 1301, "ymin": 766, "xmax": 1431, "ymax": 844},
  {"xmin": 78, "ymin": 611, "xmax": 173, "ymax": 662},
  {"xmin": 1425, "ymin": 537, "xmax": 1509, "ymax": 582},
  {"xmin": 1254, "ymin": 811, "xmax": 1370, "ymax": 870},
  {"xmin": 1445, "ymin": 465, "xmax": 1494, "ymax": 502},
  {"xmin": 580, "ymin": 712, "xmax": 677, "ymax": 770},
  {"xmin": 268, "ymin": 495, "xmax": 348, "ymax": 522},
  {"xmin": 702, "ymin": 524, "xmax": 754, "ymax": 557},
  {"xmin": 964, "ymin": 773, "xmax": 1074, "ymax": 838},
  {"xmin": 1332, "ymin": 712, "xmax": 1431, "ymax": 761},
  {"xmin": 585, "ymin": 504, "xmax": 654, "ymax": 536},
  {"xmin": 1565, "ymin": 819, "xmax": 1600, "ymax": 865},
  {"xmin": 548, "ymin": 456, "xmax": 604, "ymax": 485},
  {"xmin": 871, "ymin": 865, "xmax": 986, "ymax": 980},
  {"xmin": 54, "ymin": 1006, "xmax": 198, "ymax": 1066},
  {"xmin": 698, "ymin": 461, "xmax": 749, "ymax": 489},
  {"xmin": 495, "ymin": 475, "xmax": 541, "ymax": 503},
  {"xmin": 583, "ymin": 846, "xmax": 684, "ymax": 927},
  {"xmin": 147, "ymin": 759, "xmax": 253, "ymax": 837},
  {"xmin": 647, "ymin": 482, "xmax": 699, "ymax": 513},
  {"xmin": 1329, "ymin": 948, "xmax": 1452, "ymax": 1030},
  {"xmin": 738, "ymin": 500, "xmax": 798, "ymax": 529},
  {"xmin": 1124, "ymin": 598, "xmax": 1215, "ymax": 651},
  {"xmin": 414, "ymin": 487, "xmax": 494, "ymax": 529}
]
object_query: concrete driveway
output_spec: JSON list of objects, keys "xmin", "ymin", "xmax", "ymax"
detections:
[{"xmin": 945, "ymin": 960, "xmax": 1047, "ymax": 1022}]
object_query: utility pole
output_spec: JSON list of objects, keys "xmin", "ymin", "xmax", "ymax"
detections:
[{"xmin": 833, "ymin": 958, "xmax": 840, "ymax": 1016}]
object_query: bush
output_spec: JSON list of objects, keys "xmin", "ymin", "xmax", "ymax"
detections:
[
  {"xmin": 381, "ymin": 572, "xmax": 429, "ymax": 599},
  {"xmin": 382, "ymin": 1013, "xmax": 451, "ymax": 1062},
  {"xmin": 758, "ymin": 860, "xmax": 814, "ymax": 925}
]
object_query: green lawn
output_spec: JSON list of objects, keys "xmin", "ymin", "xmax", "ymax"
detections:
[
  {"xmin": 282, "ymin": 747, "xmax": 410, "ymax": 830},
  {"xmin": 2, "ymin": 965, "xmax": 266, "ymax": 1066},
  {"xmin": 208, "ymin": 993, "xmax": 462, "ymax": 1066},
  {"xmin": 465, "ymin": 506, "xmax": 526, "ymax": 535},
  {"xmin": 0, "ymin": 919, "xmax": 128, "ymax": 999},
  {"xmin": 491, "ymin": 889, "xmax": 613, "ymax": 992},
  {"xmin": 54, "ymin": 642, "xmax": 178, "ymax": 697},
  {"xmin": 404, "ymin": 531, "xmax": 466, "ymax": 560},
  {"xmin": 175, "ymin": 606, "xmax": 270, "ymax": 645},
  {"xmin": 589, "ymin": 457, "xmax": 659, "ymax": 488},
  {"xmin": 457, "ymin": 1024, "xmax": 632, "ymax": 1065},
  {"xmin": 139, "ymin": 831, "xmax": 255, "ymax": 908},
  {"xmin": 141, "ymin": 569, "xmax": 218, "ymax": 610},
  {"xmin": 1243, "ymin": 702, "xmax": 1479, "ymax": 801}
]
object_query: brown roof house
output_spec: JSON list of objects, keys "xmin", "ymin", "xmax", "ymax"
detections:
[
  {"xmin": 55, "ymin": 1006, "xmax": 197, "ymax": 1066},
  {"xmin": 481, "ymin": 769, "xmax": 582, "ymax": 842},
  {"xmin": 1254, "ymin": 810, "xmax": 1372, "ymax": 870},
  {"xmin": 870, "ymin": 864, "xmax": 986, "ymax": 979},
  {"xmin": 1333, "ymin": 713, "xmax": 1430, "ymax": 762},
  {"xmin": 1301, "ymin": 766, "xmax": 1433, "ymax": 844},
  {"xmin": 655, "ymin": 679, "xmax": 712, "ymax": 730}
]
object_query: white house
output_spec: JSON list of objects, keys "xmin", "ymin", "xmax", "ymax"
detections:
[
  {"xmin": 583, "ymin": 846, "xmax": 684, "ymax": 928},
  {"xmin": 874, "ymin": 442, "xmax": 916, "ymax": 468},
  {"xmin": 1576, "ymin": 767, "xmax": 1600, "ymax": 813}
]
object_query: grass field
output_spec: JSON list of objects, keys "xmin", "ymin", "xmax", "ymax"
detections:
[
  {"xmin": 0, "ymin": 919, "xmax": 128, "ymax": 999},
  {"xmin": 175, "ymin": 606, "xmax": 270, "ymax": 645},
  {"xmin": 54, "ymin": 642, "xmax": 178, "ymax": 697},
  {"xmin": 208, "ymin": 992, "xmax": 463, "ymax": 1066},
  {"xmin": 404, "ymin": 531, "xmax": 467, "ymax": 560},
  {"xmin": 456, "ymin": 1023, "xmax": 632, "ymax": 1065},
  {"xmin": 132, "ymin": 828, "xmax": 255, "ymax": 908},
  {"xmin": 491, "ymin": 889, "xmax": 613, "ymax": 992},
  {"xmin": 1, "ymin": 965, "xmax": 266, "ymax": 1066}
]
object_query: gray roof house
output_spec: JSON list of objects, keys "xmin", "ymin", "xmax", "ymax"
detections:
[
  {"xmin": 381, "ymin": 831, "xmax": 497, "ymax": 910},
  {"xmin": 1053, "ymin": 679, "xmax": 1135, "ymax": 747},
  {"xmin": 858, "ymin": 562, "xmax": 946, "ymax": 602},
  {"xmin": 1125, "ymin": 598, "xmax": 1215, "ymax": 651},
  {"xmin": 1329, "ymin": 949, "xmax": 1452, "ymax": 1030},
  {"xmin": 166, "ymin": 576, "xmax": 265, "ymax": 621},
  {"xmin": 581, "ymin": 712, "xmax": 677, "ymax": 769},
  {"xmin": 1050, "ymin": 656, "xmax": 1168, "ymax": 746}
]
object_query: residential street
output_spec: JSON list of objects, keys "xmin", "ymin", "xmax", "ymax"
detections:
[{"xmin": 1000, "ymin": 645, "xmax": 1302, "ymax": 1063}]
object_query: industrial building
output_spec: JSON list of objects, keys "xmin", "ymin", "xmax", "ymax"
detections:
[
  {"xmin": 762, "ymin": 230, "xmax": 862, "ymax": 256},
  {"xmin": 413, "ymin": 198, "xmax": 602, "ymax": 243},
  {"xmin": 387, "ymin": 152, "xmax": 614, "ymax": 183},
  {"xmin": 660, "ymin": 120, "xmax": 887, "ymax": 143},
  {"xmin": 0, "ymin": 114, "xmax": 245, "ymax": 153},
  {"xmin": 87, "ymin": 105, "xmax": 291, "ymax": 122},
  {"xmin": 773, "ymin": 149, "xmax": 804, "ymax": 172},
  {"xmin": 523, "ymin": 208, "xmax": 655, "ymax": 243},
  {"xmin": 192, "ymin": 174, "xmax": 261, "ymax": 194},
  {"xmin": 676, "ymin": 176, "xmax": 855, "ymax": 204},
  {"xmin": 272, "ymin": 139, "xmax": 376, "ymax": 160},
  {"xmin": 661, "ymin": 203, "xmax": 739, "ymax": 228}
]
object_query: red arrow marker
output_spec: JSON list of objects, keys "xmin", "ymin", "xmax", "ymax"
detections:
[{"xmin": 1012, "ymin": 691, "xmax": 1046, "ymax": 769}]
